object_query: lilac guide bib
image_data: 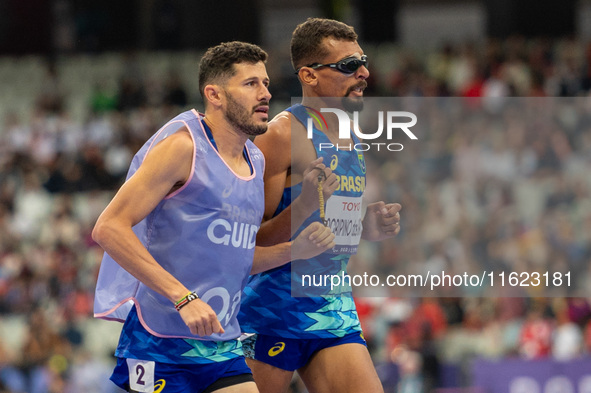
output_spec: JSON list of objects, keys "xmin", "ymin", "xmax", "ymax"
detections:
[{"xmin": 94, "ymin": 109, "xmax": 265, "ymax": 341}]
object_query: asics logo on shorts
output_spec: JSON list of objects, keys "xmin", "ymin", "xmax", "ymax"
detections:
[
  {"xmin": 268, "ymin": 342, "xmax": 286, "ymax": 357},
  {"xmin": 153, "ymin": 379, "xmax": 166, "ymax": 393}
]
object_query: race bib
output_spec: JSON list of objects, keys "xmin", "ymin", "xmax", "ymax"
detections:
[
  {"xmin": 324, "ymin": 195, "xmax": 363, "ymax": 254},
  {"xmin": 127, "ymin": 359, "xmax": 155, "ymax": 392}
]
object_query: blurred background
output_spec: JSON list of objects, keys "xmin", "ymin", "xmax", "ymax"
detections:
[{"xmin": 1, "ymin": 0, "xmax": 591, "ymax": 392}]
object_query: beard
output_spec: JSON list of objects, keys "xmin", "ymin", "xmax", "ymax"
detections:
[
  {"xmin": 224, "ymin": 91, "xmax": 268, "ymax": 136},
  {"xmin": 342, "ymin": 96, "xmax": 364, "ymax": 112},
  {"xmin": 341, "ymin": 80, "xmax": 368, "ymax": 112}
]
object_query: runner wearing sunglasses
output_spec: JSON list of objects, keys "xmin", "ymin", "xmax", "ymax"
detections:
[
  {"xmin": 239, "ymin": 18, "xmax": 401, "ymax": 393},
  {"xmin": 295, "ymin": 55, "xmax": 368, "ymax": 74}
]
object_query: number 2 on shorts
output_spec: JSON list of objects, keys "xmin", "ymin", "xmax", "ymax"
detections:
[{"xmin": 127, "ymin": 359, "xmax": 155, "ymax": 392}]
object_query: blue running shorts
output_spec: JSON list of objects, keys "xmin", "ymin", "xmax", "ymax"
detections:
[
  {"xmin": 110, "ymin": 356, "xmax": 253, "ymax": 393},
  {"xmin": 242, "ymin": 331, "xmax": 366, "ymax": 371}
]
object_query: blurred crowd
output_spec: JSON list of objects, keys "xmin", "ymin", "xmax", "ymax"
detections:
[{"xmin": 1, "ymin": 36, "xmax": 591, "ymax": 392}]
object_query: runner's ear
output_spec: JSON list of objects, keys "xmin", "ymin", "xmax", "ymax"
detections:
[
  {"xmin": 297, "ymin": 68, "xmax": 319, "ymax": 87},
  {"xmin": 203, "ymin": 84, "xmax": 222, "ymax": 108}
]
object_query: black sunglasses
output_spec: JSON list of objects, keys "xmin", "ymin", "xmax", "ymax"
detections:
[{"xmin": 295, "ymin": 55, "xmax": 368, "ymax": 75}]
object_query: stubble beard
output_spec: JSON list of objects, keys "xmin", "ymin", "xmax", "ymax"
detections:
[{"xmin": 225, "ymin": 91, "xmax": 268, "ymax": 136}]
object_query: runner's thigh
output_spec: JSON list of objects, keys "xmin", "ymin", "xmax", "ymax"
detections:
[{"xmin": 298, "ymin": 343, "xmax": 384, "ymax": 393}]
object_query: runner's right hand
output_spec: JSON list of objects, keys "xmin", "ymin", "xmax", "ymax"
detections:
[{"xmin": 179, "ymin": 299, "xmax": 225, "ymax": 337}]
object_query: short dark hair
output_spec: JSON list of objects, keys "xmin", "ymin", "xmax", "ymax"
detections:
[
  {"xmin": 198, "ymin": 41, "xmax": 268, "ymax": 98},
  {"xmin": 291, "ymin": 18, "xmax": 358, "ymax": 71}
]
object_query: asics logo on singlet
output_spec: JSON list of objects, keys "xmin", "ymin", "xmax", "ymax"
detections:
[
  {"xmin": 207, "ymin": 219, "xmax": 259, "ymax": 249},
  {"xmin": 222, "ymin": 185, "xmax": 233, "ymax": 198},
  {"xmin": 330, "ymin": 155, "xmax": 338, "ymax": 170},
  {"xmin": 268, "ymin": 342, "xmax": 286, "ymax": 357}
]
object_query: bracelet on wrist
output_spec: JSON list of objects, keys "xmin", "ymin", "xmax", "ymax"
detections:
[{"xmin": 174, "ymin": 291, "xmax": 199, "ymax": 311}]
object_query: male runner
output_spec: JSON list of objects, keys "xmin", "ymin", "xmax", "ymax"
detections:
[
  {"xmin": 239, "ymin": 18, "xmax": 401, "ymax": 393},
  {"xmin": 93, "ymin": 41, "xmax": 335, "ymax": 393}
]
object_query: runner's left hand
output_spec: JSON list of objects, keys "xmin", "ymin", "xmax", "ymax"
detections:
[{"xmin": 361, "ymin": 202, "xmax": 401, "ymax": 242}]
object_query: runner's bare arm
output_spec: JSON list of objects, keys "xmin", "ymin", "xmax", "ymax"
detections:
[{"xmin": 254, "ymin": 112, "xmax": 338, "ymax": 246}]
